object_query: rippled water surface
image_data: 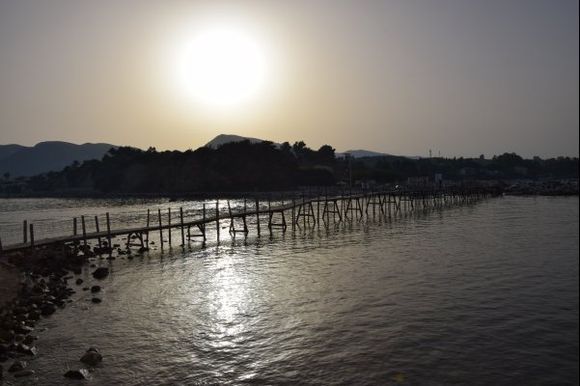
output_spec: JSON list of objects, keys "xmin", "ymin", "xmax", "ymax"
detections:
[{"xmin": 7, "ymin": 196, "xmax": 580, "ymax": 385}]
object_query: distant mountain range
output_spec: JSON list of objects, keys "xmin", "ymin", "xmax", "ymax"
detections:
[{"xmin": 0, "ymin": 141, "xmax": 115, "ymax": 177}]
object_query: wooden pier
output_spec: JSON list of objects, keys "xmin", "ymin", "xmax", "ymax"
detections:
[{"xmin": 0, "ymin": 187, "xmax": 499, "ymax": 255}]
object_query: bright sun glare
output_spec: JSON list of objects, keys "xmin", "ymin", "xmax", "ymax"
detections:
[{"xmin": 179, "ymin": 25, "xmax": 268, "ymax": 109}]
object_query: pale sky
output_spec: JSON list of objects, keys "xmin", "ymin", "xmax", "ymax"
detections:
[{"xmin": 0, "ymin": 0, "xmax": 578, "ymax": 158}]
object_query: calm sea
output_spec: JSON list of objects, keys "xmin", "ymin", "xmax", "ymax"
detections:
[{"xmin": 3, "ymin": 196, "xmax": 579, "ymax": 385}]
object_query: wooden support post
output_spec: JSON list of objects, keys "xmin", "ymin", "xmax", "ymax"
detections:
[
  {"xmin": 94, "ymin": 215, "xmax": 102, "ymax": 248},
  {"xmin": 106, "ymin": 212, "xmax": 112, "ymax": 250},
  {"xmin": 227, "ymin": 200, "xmax": 234, "ymax": 234},
  {"xmin": 73, "ymin": 217, "xmax": 78, "ymax": 236},
  {"xmin": 202, "ymin": 203, "xmax": 207, "ymax": 240},
  {"xmin": 81, "ymin": 215, "xmax": 87, "ymax": 247},
  {"xmin": 268, "ymin": 198, "xmax": 272, "ymax": 233},
  {"xmin": 243, "ymin": 199, "xmax": 248, "ymax": 234},
  {"xmin": 180, "ymin": 207, "xmax": 185, "ymax": 245},
  {"xmin": 256, "ymin": 198, "xmax": 261, "ymax": 237},
  {"xmin": 29, "ymin": 223, "xmax": 34, "ymax": 246},
  {"xmin": 23, "ymin": 220, "xmax": 28, "ymax": 244},
  {"xmin": 158, "ymin": 208, "xmax": 163, "ymax": 249},
  {"xmin": 145, "ymin": 209, "xmax": 150, "ymax": 248},
  {"xmin": 216, "ymin": 200, "xmax": 220, "ymax": 242},
  {"xmin": 291, "ymin": 198, "xmax": 295, "ymax": 231},
  {"xmin": 316, "ymin": 196, "xmax": 320, "ymax": 227},
  {"xmin": 168, "ymin": 208, "xmax": 172, "ymax": 246},
  {"xmin": 302, "ymin": 195, "xmax": 306, "ymax": 228}
]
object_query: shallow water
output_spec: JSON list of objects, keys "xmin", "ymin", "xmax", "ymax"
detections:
[
  {"xmin": 6, "ymin": 196, "xmax": 580, "ymax": 385},
  {"xmin": 0, "ymin": 197, "xmax": 258, "ymax": 245}
]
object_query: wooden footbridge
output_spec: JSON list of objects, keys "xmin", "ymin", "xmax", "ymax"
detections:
[{"xmin": 0, "ymin": 187, "xmax": 499, "ymax": 254}]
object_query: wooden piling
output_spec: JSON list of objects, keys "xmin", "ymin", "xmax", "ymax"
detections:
[
  {"xmin": 158, "ymin": 208, "xmax": 163, "ymax": 249},
  {"xmin": 73, "ymin": 217, "xmax": 77, "ymax": 236},
  {"xmin": 256, "ymin": 198, "xmax": 261, "ymax": 236},
  {"xmin": 180, "ymin": 207, "xmax": 185, "ymax": 245},
  {"xmin": 145, "ymin": 209, "xmax": 150, "ymax": 248},
  {"xmin": 202, "ymin": 203, "xmax": 207, "ymax": 240},
  {"xmin": 291, "ymin": 198, "xmax": 296, "ymax": 231},
  {"xmin": 106, "ymin": 212, "xmax": 112, "ymax": 250},
  {"xmin": 29, "ymin": 223, "xmax": 34, "ymax": 246},
  {"xmin": 316, "ymin": 196, "xmax": 320, "ymax": 227},
  {"xmin": 168, "ymin": 208, "xmax": 172, "ymax": 245},
  {"xmin": 216, "ymin": 200, "xmax": 220, "ymax": 242},
  {"xmin": 268, "ymin": 197, "xmax": 273, "ymax": 232},
  {"xmin": 81, "ymin": 215, "xmax": 87, "ymax": 247},
  {"xmin": 23, "ymin": 220, "xmax": 28, "ymax": 244},
  {"xmin": 302, "ymin": 195, "xmax": 306, "ymax": 228},
  {"xmin": 94, "ymin": 215, "xmax": 102, "ymax": 248}
]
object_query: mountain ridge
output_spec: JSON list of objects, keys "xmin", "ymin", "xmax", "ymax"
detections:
[
  {"xmin": 0, "ymin": 141, "xmax": 116, "ymax": 177},
  {"xmin": 203, "ymin": 134, "xmax": 391, "ymax": 158}
]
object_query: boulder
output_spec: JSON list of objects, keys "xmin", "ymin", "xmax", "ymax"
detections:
[
  {"xmin": 92, "ymin": 268, "xmax": 109, "ymax": 280},
  {"xmin": 16, "ymin": 344, "xmax": 37, "ymax": 356},
  {"xmin": 90, "ymin": 286, "xmax": 101, "ymax": 293},
  {"xmin": 80, "ymin": 348, "xmax": 102, "ymax": 366},
  {"xmin": 40, "ymin": 303, "xmax": 56, "ymax": 316},
  {"xmin": 91, "ymin": 298, "xmax": 102, "ymax": 304},
  {"xmin": 63, "ymin": 369, "xmax": 89, "ymax": 379},
  {"xmin": 75, "ymin": 278, "xmax": 83, "ymax": 285},
  {"xmin": 8, "ymin": 360, "xmax": 27, "ymax": 372},
  {"xmin": 23, "ymin": 335, "xmax": 36, "ymax": 345}
]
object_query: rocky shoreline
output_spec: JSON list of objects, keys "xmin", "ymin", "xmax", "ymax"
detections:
[
  {"xmin": 503, "ymin": 179, "xmax": 579, "ymax": 196},
  {"xmin": 0, "ymin": 243, "xmax": 114, "ymax": 382}
]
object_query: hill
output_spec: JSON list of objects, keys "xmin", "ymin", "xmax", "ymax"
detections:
[
  {"xmin": 0, "ymin": 144, "xmax": 28, "ymax": 161},
  {"xmin": 204, "ymin": 134, "xmax": 267, "ymax": 149},
  {"xmin": 204, "ymin": 134, "xmax": 390, "ymax": 158},
  {"xmin": 0, "ymin": 141, "xmax": 115, "ymax": 177}
]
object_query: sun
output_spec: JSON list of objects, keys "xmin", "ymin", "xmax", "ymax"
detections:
[{"xmin": 180, "ymin": 25, "xmax": 268, "ymax": 109}]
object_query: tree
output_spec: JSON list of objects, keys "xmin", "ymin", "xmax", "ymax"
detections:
[{"xmin": 317, "ymin": 145, "xmax": 335, "ymax": 165}]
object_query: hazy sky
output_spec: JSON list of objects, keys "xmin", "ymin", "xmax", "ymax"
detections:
[{"xmin": 0, "ymin": 0, "xmax": 578, "ymax": 157}]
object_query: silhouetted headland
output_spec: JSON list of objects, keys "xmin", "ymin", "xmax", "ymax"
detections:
[{"xmin": 0, "ymin": 140, "xmax": 577, "ymax": 197}]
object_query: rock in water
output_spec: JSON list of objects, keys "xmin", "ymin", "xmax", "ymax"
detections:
[
  {"xmin": 92, "ymin": 268, "xmax": 109, "ymax": 280},
  {"xmin": 8, "ymin": 360, "xmax": 28, "ymax": 372},
  {"xmin": 17, "ymin": 344, "xmax": 38, "ymax": 356},
  {"xmin": 13, "ymin": 369, "xmax": 35, "ymax": 378},
  {"xmin": 64, "ymin": 369, "xmax": 90, "ymax": 379},
  {"xmin": 90, "ymin": 285, "xmax": 101, "ymax": 293},
  {"xmin": 91, "ymin": 298, "xmax": 102, "ymax": 304},
  {"xmin": 80, "ymin": 348, "xmax": 103, "ymax": 366}
]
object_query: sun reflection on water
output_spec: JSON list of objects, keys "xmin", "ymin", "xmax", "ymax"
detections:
[{"xmin": 207, "ymin": 257, "xmax": 250, "ymax": 345}]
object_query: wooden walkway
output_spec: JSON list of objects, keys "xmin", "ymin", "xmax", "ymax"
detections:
[{"xmin": 0, "ymin": 187, "xmax": 498, "ymax": 254}]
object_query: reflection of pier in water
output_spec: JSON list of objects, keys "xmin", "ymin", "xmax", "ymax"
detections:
[{"xmin": 0, "ymin": 188, "xmax": 499, "ymax": 254}]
